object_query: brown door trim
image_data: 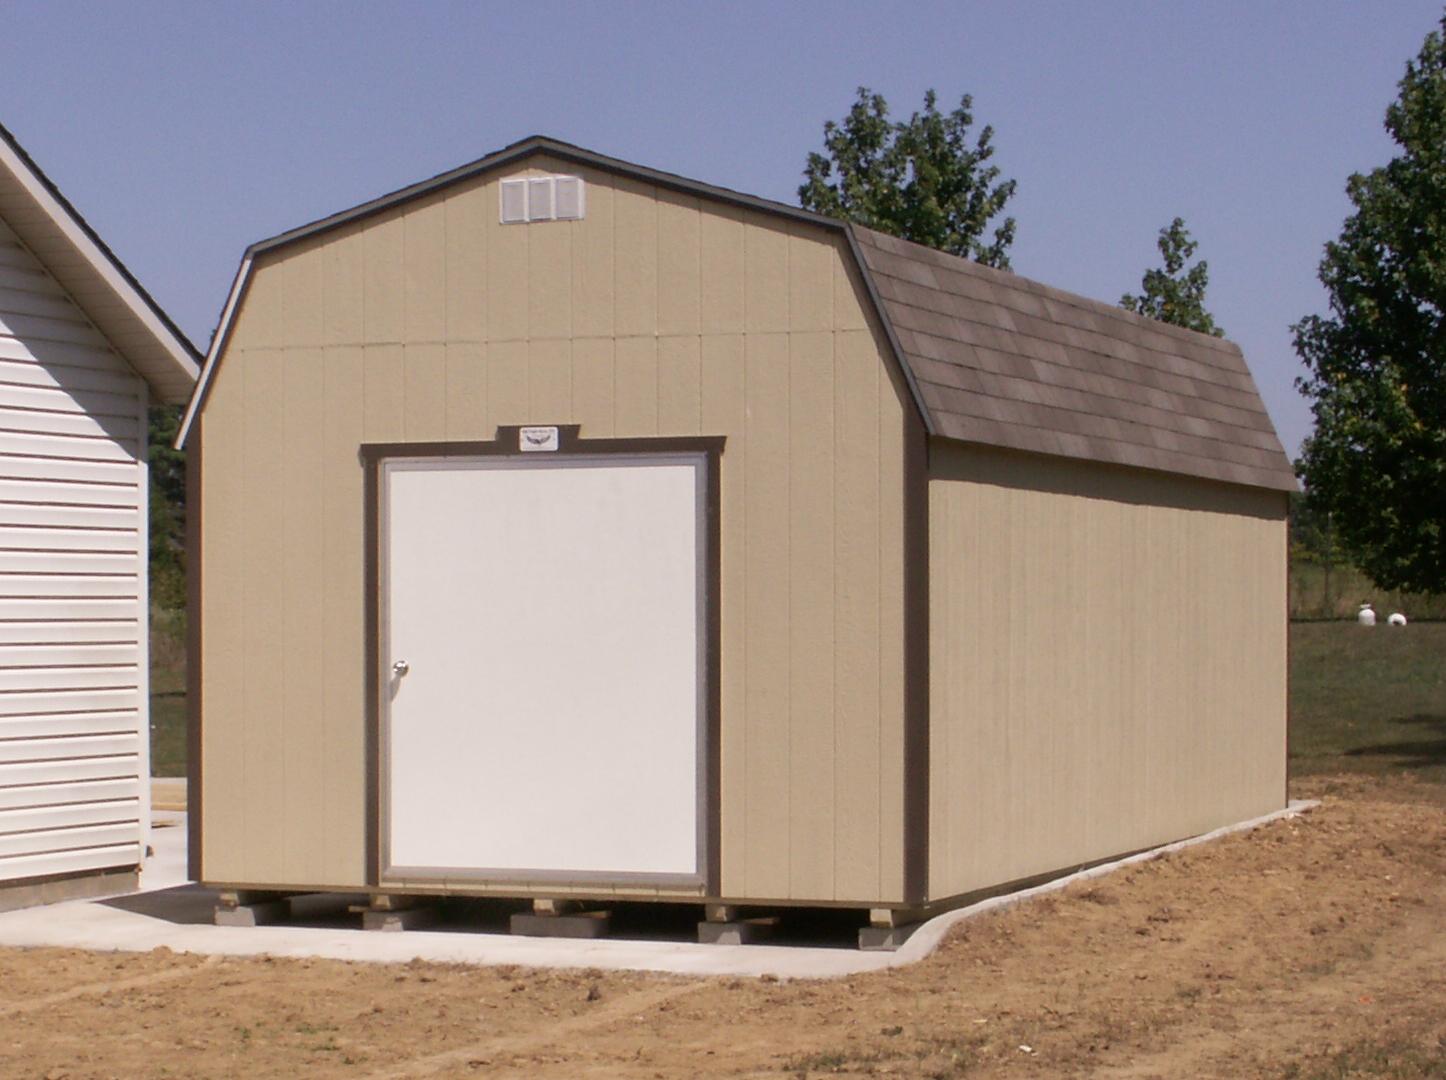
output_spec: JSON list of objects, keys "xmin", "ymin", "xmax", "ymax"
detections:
[{"xmin": 360, "ymin": 426, "xmax": 725, "ymax": 893}]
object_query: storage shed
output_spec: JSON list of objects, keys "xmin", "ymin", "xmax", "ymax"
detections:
[
  {"xmin": 0, "ymin": 123, "xmax": 199, "ymax": 908},
  {"xmin": 177, "ymin": 137, "xmax": 1294, "ymax": 934}
]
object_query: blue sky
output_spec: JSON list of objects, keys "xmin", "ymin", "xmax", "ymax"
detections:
[{"xmin": 1, "ymin": 1, "xmax": 1441, "ymax": 457}]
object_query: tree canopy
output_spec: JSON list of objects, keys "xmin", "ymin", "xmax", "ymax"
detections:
[
  {"xmin": 799, "ymin": 87, "xmax": 1017, "ymax": 268},
  {"xmin": 1119, "ymin": 217, "xmax": 1223, "ymax": 337},
  {"xmin": 147, "ymin": 405, "xmax": 186, "ymax": 609},
  {"xmin": 1294, "ymin": 15, "xmax": 1446, "ymax": 595}
]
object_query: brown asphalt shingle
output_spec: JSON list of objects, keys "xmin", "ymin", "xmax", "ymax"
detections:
[{"xmin": 852, "ymin": 226, "xmax": 1298, "ymax": 492}]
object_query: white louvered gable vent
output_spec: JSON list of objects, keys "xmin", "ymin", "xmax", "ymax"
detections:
[
  {"xmin": 528, "ymin": 177, "xmax": 555, "ymax": 220},
  {"xmin": 554, "ymin": 176, "xmax": 584, "ymax": 220},
  {"xmin": 499, "ymin": 175, "xmax": 585, "ymax": 224},
  {"xmin": 499, "ymin": 179, "xmax": 527, "ymax": 223}
]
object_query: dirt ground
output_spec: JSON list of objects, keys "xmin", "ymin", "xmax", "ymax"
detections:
[{"xmin": 1, "ymin": 774, "xmax": 1443, "ymax": 1080}]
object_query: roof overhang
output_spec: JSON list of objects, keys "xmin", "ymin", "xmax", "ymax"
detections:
[{"xmin": 0, "ymin": 122, "xmax": 200, "ymax": 404}]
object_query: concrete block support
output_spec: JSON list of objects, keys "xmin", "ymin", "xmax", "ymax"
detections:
[
  {"xmin": 214, "ymin": 890, "xmax": 292, "ymax": 927},
  {"xmin": 362, "ymin": 907, "xmax": 438, "ymax": 932},
  {"xmin": 354, "ymin": 894, "xmax": 439, "ymax": 931},
  {"xmin": 858, "ymin": 924, "xmax": 918, "ymax": 951},
  {"xmin": 697, "ymin": 917, "xmax": 778, "ymax": 945},
  {"xmin": 858, "ymin": 906, "xmax": 925, "ymax": 951}
]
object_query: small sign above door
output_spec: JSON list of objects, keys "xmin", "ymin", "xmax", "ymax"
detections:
[{"xmin": 519, "ymin": 426, "xmax": 560, "ymax": 452}]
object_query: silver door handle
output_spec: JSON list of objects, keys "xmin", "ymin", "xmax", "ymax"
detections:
[{"xmin": 392, "ymin": 660, "xmax": 410, "ymax": 677}]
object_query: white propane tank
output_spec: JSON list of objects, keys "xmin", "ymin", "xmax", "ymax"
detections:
[
  {"xmin": 1388, "ymin": 612, "xmax": 1408, "ymax": 626},
  {"xmin": 1357, "ymin": 603, "xmax": 1377, "ymax": 626}
]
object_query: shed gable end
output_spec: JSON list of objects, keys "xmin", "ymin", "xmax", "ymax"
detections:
[{"xmin": 198, "ymin": 156, "xmax": 917, "ymax": 905}]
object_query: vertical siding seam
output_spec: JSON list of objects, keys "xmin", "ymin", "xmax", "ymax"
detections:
[
  {"xmin": 318, "ymin": 355, "xmax": 330, "ymax": 864},
  {"xmin": 608, "ymin": 174, "xmax": 617, "ymax": 354},
  {"xmin": 828, "ymin": 330, "xmax": 841, "ymax": 901},
  {"xmin": 568, "ymin": 338, "xmax": 577, "ymax": 433},
  {"xmin": 695, "ymin": 209, "xmax": 703, "ymax": 432},
  {"xmin": 737, "ymin": 219, "xmax": 748, "ymax": 894},
  {"xmin": 784, "ymin": 247, "xmax": 793, "ymax": 896},
  {"xmin": 440, "ymin": 203, "xmax": 450, "ymax": 436},
  {"xmin": 403, "ymin": 219, "xmax": 418, "ymax": 431},
  {"xmin": 237, "ymin": 356, "xmax": 250, "ymax": 880},
  {"xmin": 609, "ymin": 177, "xmax": 620, "ymax": 437},
  {"xmin": 279, "ymin": 354, "xmax": 292, "ymax": 878},
  {"xmin": 651, "ymin": 189, "xmax": 661, "ymax": 429},
  {"xmin": 875, "ymin": 357, "xmax": 886, "ymax": 901}
]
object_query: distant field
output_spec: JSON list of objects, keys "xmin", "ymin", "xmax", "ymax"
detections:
[
  {"xmin": 1290, "ymin": 560, "xmax": 1446, "ymax": 621},
  {"xmin": 1289, "ymin": 619, "xmax": 1446, "ymax": 785}
]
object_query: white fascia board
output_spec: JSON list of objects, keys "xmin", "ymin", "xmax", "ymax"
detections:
[
  {"xmin": 175, "ymin": 254, "xmax": 252, "ymax": 449},
  {"xmin": 0, "ymin": 134, "xmax": 199, "ymax": 396}
]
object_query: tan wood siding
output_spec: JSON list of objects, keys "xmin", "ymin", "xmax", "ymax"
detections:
[
  {"xmin": 0, "ymin": 227, "xmax": 147, "ymax": 886},
  {"xmin": 199, "ymin": 157, "xmax": 911, "ymax": 903},
  {"xmin": 926, "ymin": 442, "xmax": 1288, "ymax": 902}
]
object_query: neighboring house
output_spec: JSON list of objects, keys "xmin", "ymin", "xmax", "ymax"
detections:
[
  {"xmin": 177, "ymin": 136, "xmax": 1293, "ymax": 945},
  {"xmin": 0, "ymin": 124, "xmax": 198, "ymax": 909}
]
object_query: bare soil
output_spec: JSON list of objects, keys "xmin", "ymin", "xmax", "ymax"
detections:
[{"xmin": 2, "ymin": 774, "xmax": 1443, "ymax": 1079}]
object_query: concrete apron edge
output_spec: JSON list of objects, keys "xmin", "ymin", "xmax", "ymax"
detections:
[
  {"xmin": 886, "ymin": 799, "xmax": 1320, "ymax": 970},
  {"xmin": 0, "ymin": 800, "xmax": 1318, "ymax": 981}
]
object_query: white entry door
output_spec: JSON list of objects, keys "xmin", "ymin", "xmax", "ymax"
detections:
[{"xmin": 380, "ymin": 452, "xmax": 707, "ymax": 884}]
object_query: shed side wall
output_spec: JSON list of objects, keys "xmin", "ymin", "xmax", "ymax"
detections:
[
  {"xmin": 0, "ymin": 217, "xmax": 148, "ymax": 885},
  {"xmin": 198, "ymin": 157, "xmax": 911, "ymax": 904},
  {"xmin": 927, "ymin": 441, "xmax": 1287, "ymax": 902}
]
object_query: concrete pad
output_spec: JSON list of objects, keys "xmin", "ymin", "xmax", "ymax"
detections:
[{"xmin": 0, "ymin": 802, "xmax": 1317, "ymax": 980}]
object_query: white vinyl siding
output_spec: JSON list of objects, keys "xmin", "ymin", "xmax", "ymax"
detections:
[{"xmin": 0, "ymin": 217, "xmax": 147, "ymax": 887}]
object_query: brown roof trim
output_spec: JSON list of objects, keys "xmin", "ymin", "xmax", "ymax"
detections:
[
  {"xmin": 254, "ymin": 134, "xmax": 843, "ymax": 257},
  {"xmin": 842, "ymin": 225, "xmax": 937, "ymax": 438}
]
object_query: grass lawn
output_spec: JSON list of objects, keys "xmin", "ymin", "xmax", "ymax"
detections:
[
  {"xmin": 1290, "ymin": 620, "xmax": 1446, "ymax": 785},
  {"xmin": 148, "ymin": 606, "xmax": 186, "ymax": 777},
  {"xmin": 149, "ymin": 659, "xmax": 186, "ymax": 777}
]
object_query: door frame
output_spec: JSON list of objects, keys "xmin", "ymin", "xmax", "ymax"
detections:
[{"xmin": 361, "ymin": 426, "xmax": 723, "ymax": 893}]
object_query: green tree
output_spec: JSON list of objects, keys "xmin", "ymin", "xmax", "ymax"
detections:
[
  {"xmin": 1293, "ymin": 15, "xmax": 1446, "ymax": 595},
  {"xmin": 147, "ymin": 404, "xmax": 186, "ymax": 610},
  {"xmin": 1120, "ymin": 217, "xmax": 1223, "ymax": 336},
  {"xmin": 800, "ymin": 87, "xmax": 1017, "ymax": 268}
]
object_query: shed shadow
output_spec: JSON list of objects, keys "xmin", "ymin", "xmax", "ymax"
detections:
[
  {"xmin": 1343, "ymin": 713, "xmax": 1446, "ymax": 770},
  {"xmin": 16, "ymin": 334, "xmax": 145, "ymax": 452},
  {"xmin": 99, "ymin": 888, "xmax": 869, "ymax": 948},
  {"xmin": 103, "ymin": 883, "xmax": 220, "ymax": 925}
]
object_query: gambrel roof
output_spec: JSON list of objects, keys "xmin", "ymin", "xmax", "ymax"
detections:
[
  {"xmin": 176, "ymin": 136, "xmax": 1294, "ymax": 490},
  {"xmin": 854, "ymin": 227, "xmax": 1296, "ymax": 491}
]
